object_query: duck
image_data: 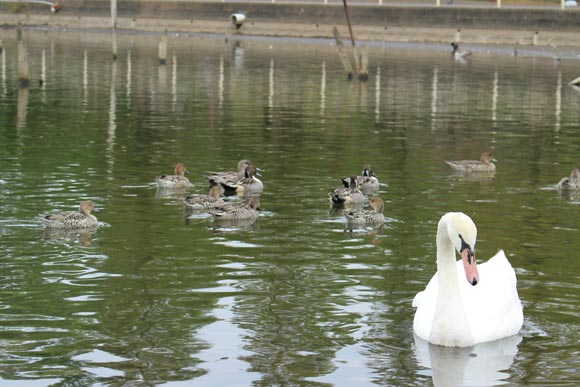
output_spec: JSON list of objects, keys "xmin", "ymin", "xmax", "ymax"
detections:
[
  {"xmin": 330, "ymin": 175, "xmax": 365, "ymax": 206},
  {"xmin": 40, "ymin": 200, "xmax": 99, "ymax": 229},
  {"xmin": 235, "ymin": 163, "xmax": 264, "ymax": 196},
  {"xmin": 412, "ymin": 212, "xmax": 523, "ymax": 347},
  {"xmin": 557, "ymin": 168, "xmax": 580, "ymax": 190},
  {"xmin": 451, "ymin": 42, "xmax": 472, "ymax": 60},
  {"xmin": 345, "ymin": 197, "xmax": 385, "ymax": 225},
  {"xmin": 183, "ymin": 184, "xmax": 226, "ymax": 210},
  {"xmin": 155, "ymin": 162, "xmax": 192, "ymax": 189},
  {"xmin": 207, "ymin": 159, "xmax": 252, "ymax": 191},
  {"xmin": 445, "ymin": 152, "xmax": 497, "ymax": 173},
  {"xmin": 209, "ymin": 196, "xmax": 260, "ymax": 220},
  {"xmin": 342, "ymin": 164, "xmax": 380, "ymax": 192}
]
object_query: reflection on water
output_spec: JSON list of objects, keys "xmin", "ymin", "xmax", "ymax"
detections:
[
  {"xmin": 415, "ymin": 335, "xmax": 522, "ymax": 387},
  {"xmin": 0, "ymin": 29, "xmax": 579, "ymax": 386}
]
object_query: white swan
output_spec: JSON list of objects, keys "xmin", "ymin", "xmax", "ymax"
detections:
[{"xmin": 412, "ymin": 212, "xmax": 523, "ymax": 347}]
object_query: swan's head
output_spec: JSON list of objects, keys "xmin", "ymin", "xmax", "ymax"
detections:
[{"xmin": 445, "ymin": 212, "xmax": 480, "ymax": 286}]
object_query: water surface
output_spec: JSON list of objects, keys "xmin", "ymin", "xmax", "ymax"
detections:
[{"xmin": 0, "ymin": 29, "xmax": 579, "ymax": 386}]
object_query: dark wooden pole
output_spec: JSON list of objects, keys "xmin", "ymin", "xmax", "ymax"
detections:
[{"xmin": 342, "ymin": 0, "xmax": 356, "ymax": 48}]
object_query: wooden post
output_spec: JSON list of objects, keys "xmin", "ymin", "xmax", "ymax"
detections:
[
  {"xmin": 17, "ymin": 27, "xmax": 30, "ymax": 88},
  {"xmin": 358, "ymin": 46, "xmax": 368, "ymax": 81},
  {"xmin": 159, "ymin": 31, "xmax": 168, "ymax": 65},
  {"xmin": 111, "ymin": 0, "xmax": 117, "ymax": 31},
  {"xmin": 332, "ymin": 27, "xmax": 353, "ymax": 80},
  {"xmin": 561, "ymin": 0, "xmax": 565, "ymax": 9},
  {"xmin": 436, "ymin": 0, "xmax": 440, "ymax": 7},
  {"xmin": 532, "ymin": 31, "xmax": 538, "ymax": 46},
  {"xmin": 455, "ymin": 29, "xmax": 461, "ymax": 43},
  {"xmin": 112, "ymin": 31, "xmax": 118, "ymax": 60},
  {"xmin": 497, "ymin": 0, "xmax": 501, "ymax": 8},
  {"xmin": 111, "ymin": 0, "xmax": 117, "ymax": 60},
  {"xmin": 342, "ymin": 0, "xmax": 356, "ymax": 48}
]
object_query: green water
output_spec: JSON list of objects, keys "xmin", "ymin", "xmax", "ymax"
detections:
[{"xmin": 0, "ymin": 29, "xmax": 579, "ymax": 386}]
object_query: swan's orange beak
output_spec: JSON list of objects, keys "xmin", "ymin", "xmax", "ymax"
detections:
[{"xmin": 461, "ymin": 249, "xmax": 479, "ymax": 286}]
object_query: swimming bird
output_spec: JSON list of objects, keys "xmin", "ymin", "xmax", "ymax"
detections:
[
  {"xmin": 40, "ymin": 200, "xmax": 99, "ymax": 229},
  {"xmin": 445, "ymin": 152, "xmax": 497, "ymax": 173},
  {"xmin": 412, "ymin": 212, "xmax": 523, "ymax": 347},
  {"xmin": 342, "ymin": 164, "xmax": 381, "ymax": 192},
  {"xmin": 451, "ymin": 42, "xmax": 472, "ymax": 60},
  {"xmin": 330, "ymin": 175, "xmax": 365, "ymax": 206},
  {"xmin": 345, "ymin": 197, "xmax": 385, "ymax": 225},
  {"xmin": 155, "ymin": 162, "xmax": 192, "ymax": 189},
  {"xmin": 557, "ymin": 168, "xmax": 580, "ymax": 190},
  {"xmin": 235, "ymin": 163, "xmax": 264, "ymax": 196},
  {"xmin": 209, "ymin": 196, "xmax": 260, "ymax": 220},
  {"xmin": 207, "ymin": 159, "xmax": 252, "ymax": 191},
  {"xmin": 183, "ymin": 184, "xmax": 226, "ymax": 210}
]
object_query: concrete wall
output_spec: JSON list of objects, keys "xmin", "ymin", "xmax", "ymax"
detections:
[{"xmin": 4, "ymin": 0, "xmax": 580, "ymax": 31}]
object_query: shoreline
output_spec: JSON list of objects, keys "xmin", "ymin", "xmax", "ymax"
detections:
[{"xmin": 1, "ymin": 1, "xmax": 580, "ymax": 58}]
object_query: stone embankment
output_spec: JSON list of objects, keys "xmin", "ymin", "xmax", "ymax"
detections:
[{"xmin": 1, "ymin": 1, "xmax": 580, "ymax": 48}]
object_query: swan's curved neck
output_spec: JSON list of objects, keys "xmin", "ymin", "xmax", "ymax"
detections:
[{"xmin": 436, "ymin": 219, "xmax": 458, "ymax": 280}]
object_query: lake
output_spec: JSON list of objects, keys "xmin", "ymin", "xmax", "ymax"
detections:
[{"xmin": 0, "ymin": 28, "xmax": 579, "ymax": 386}]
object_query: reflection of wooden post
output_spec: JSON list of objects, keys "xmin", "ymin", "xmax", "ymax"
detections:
[
  {"xmin": 17, "ymin": 28, "xmax": 30, "ymax": 88},
  {"xmin": 17, "ymin": 87, "xmax": 29, "ymax": 129},
  {"xmin": 159, "ymin": 32, "xmax": 168, "ymax": 65}
]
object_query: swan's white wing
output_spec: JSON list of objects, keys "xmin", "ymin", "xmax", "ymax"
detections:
[{"xmin": 461, "ymin": 250, "xmax": 523, "ymax": 343}]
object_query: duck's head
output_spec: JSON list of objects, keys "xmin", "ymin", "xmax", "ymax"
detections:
[
  {"xmin": 369, "ymin": 197, "xmax": 384, "ymax": 213},
  {"xmin": 446, "ymin": 212, "xmax": 479, "ymax": 286},
  {"xmin": 480, "ymin": 152, "xmax": 497, "ymax": 164},
  {"xmin": 174, "ymin": 162, "xmax": 190, "ymax": 176},
  {"xmin": 362, "ymin": 164, "xmax": 376, "ymax": 177},
  {"xmin": 79, "ymin": 201, "xmax": 94, "ymax": 215},
  {"xmin": 244, "ymin": 164, "xmax": 258, "ymax": 179},
  {"xmin": 451, "ymin": 42, "xmax": 458, "ymax": 54},
  {"xmin": 237, "ymin": 159, "xmax": 252, "ymax": 172},
  {"xmin": 348, "ymin": 175, "xmax": 358, "ymax": 189}
]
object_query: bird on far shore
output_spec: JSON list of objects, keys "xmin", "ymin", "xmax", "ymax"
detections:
[{"xmin": 451, "ymin": 42, "xmax": 472, "ymax": 60}]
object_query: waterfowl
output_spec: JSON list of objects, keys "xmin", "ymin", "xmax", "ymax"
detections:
[
  {"xmin": 183, "ymin": 184, "xmax": 226, "ymax": 210},
  {"xmin": 209, "ymin": 196, "xmax": 260, "ymax": 220},
  {"xmin": 155, "ymin": 162, "xmax": 192, "ymax": 189},
  {"xmin": 412, "ymin": 212, "xmax": 523, "ymax": 347},
  {"xmin": 345, "ymin": 197, "xmax": 385, "ymax": 225},
  {"xmin": 445, "ymin": 152, "xmax": 497, "ymax": 173},
  {"xmin": 235, "ymin": 164, "xmax": 264, "ymax": 196},
  {"xmin": 207, "ymin": 159, "xmax": 252, "ymax": 191},
  {"xmin": 557, "ymin": 168, "xmax": 580, "ymax": 190},
  {"xmin": 341, "ymin": 164, "xmax": 380, "ymax": 192},
  {"xmin": 330, "ymin": 175, "xmax": 365, "ymax": 206},
  {"xmin": 40, "ymin": 200, "xmax": 98, "ymax": 229},
  {"xmin": 451, "ymin": 42, "xmax": 472, "ymax": 60}
]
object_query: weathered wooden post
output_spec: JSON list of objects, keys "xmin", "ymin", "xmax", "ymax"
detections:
[
  {"xmin": 333, "ymin": 27, "xmax": 353, "ymax": 80},
  {"xmin": 532, "ymin": 31, "xmax": 538, "ymax": 46},
  {"xmin": 159, "ymin": 31, "xmax": 168, "ymax": 65},
  {"xmin": 111, "ymin": 0, "xmax": 118, "ymax": 60},
  {"xmin": 17, "ymin": 27, "xmax": 30, "ymax": 88}
]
